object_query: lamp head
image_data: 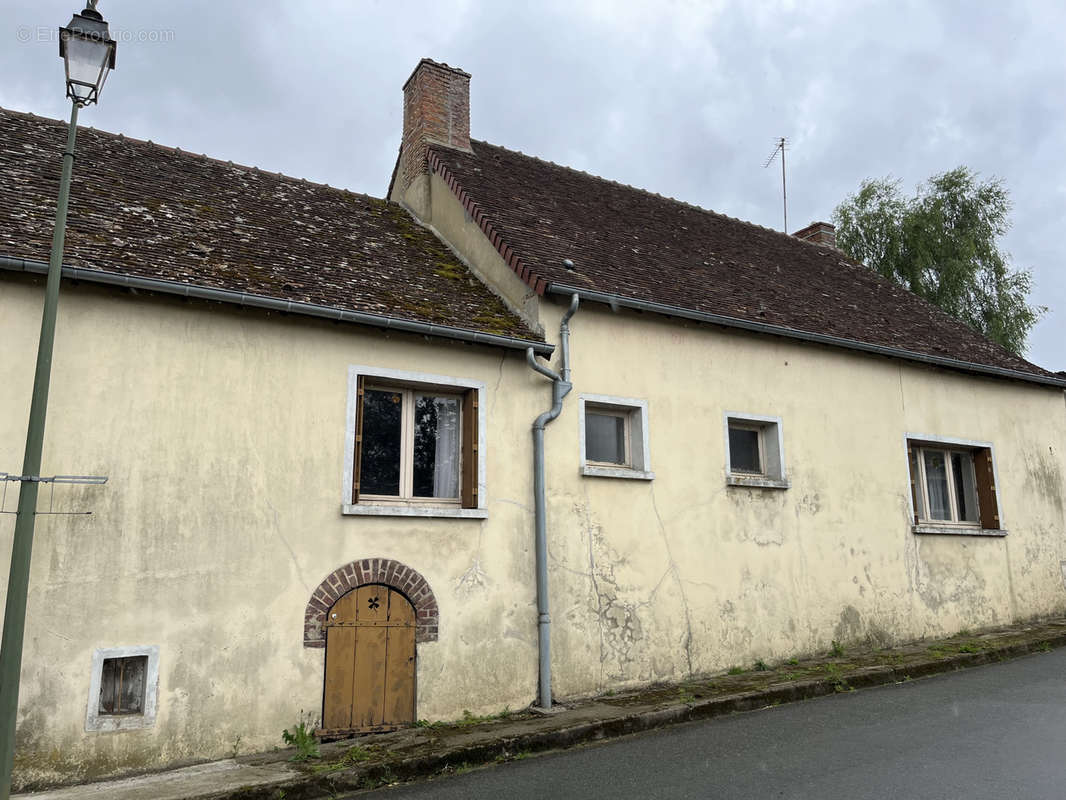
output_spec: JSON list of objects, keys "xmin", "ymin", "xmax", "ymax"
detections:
[{"xmin": 59, "ymin": 2, "xmax": 116, "ymax": 106}]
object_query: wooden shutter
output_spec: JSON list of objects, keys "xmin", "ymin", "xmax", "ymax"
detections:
[
  {"xmin": 973, "ymin": 447, "xmax": 999, "ymax": 530},
  {"xmin": 352, "ymin": 375, "xmax": 366, "ymax": 503},
  {"xmin": 460, "ymin": 389, "xmax": 479, "ymax": 508},
  {"xmin": 907, "ymin": 443, "xmax": 920, "ymax": 524}
]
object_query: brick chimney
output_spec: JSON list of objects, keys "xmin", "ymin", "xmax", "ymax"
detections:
[
  {"xmin": 395, "ymin": 59, "xmax": 472, "ymax": 202},
  {"xmin": 792, "ymin": 221, "xmax": 837, "ymax": 248}
]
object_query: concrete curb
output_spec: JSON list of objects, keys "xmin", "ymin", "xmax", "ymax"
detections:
[{"xmin": 203, "ymin": 631, "xmax": 1066, "ymax": 800}]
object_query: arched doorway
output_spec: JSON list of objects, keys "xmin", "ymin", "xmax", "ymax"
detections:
[{"xmin": 321, "ymin": 584, "xmax": 416, "ymax": 734}]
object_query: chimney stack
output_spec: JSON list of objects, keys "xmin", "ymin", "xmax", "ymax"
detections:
[
  {"xmin": 792, "ymin": 221, "xmax": 837, "ymax": 248},
  {"xmin": 395, "ymin": 59, "xmax": 472, "ymax": 202}
]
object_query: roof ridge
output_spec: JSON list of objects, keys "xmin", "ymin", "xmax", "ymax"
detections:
[
  {"xmin": 469, "ymin": 138, "xmax": 813, "ymax": 246},
  {"xmin": 0, "ymin": 105, "xmax": 382, "ymax": 205}
]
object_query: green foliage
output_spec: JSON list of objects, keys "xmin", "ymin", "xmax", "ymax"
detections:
[
  {"xmin": 727, "ymin": 666, "xmax": 745, "ymax": 675},
  {"xmin": 344, "ymin": 746, "xmax": 373, "ymax": 763},
  {"xmin": 832, "ymin": 167, "xmax": 1044, "ymax": 355},
  {"xmin": 281, "ymin": 719, "xmax": 320, "ymax": 762},
  {"xmin": 417, "ymin": 707, "xmax": 512, "ymax": 730},
  {"xmin": 830, "ymin": 640, "xmax": 845, "ymax": 657},
  {"xmin": 457, "ymin": 707, "xmax": 511, "ymax": 726},
  {"xmin": 823, "ymin": 663, "xmax": 851, "ymax": 692},
  {"xmin": 754, "ymin": 659, "xmax": 769, "ymax": 672}
]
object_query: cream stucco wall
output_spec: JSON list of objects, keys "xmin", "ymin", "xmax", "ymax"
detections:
[
  {"xmin": 411, "ymin": 169, "xmax": 1066, "ymax": 699},
  {"xmin": 0, "ymin": 278, "xmax": 546, "ymax": 789},
  {"xmin": 3, "ymin": 267, "xmax": 1065, "ymax": 789},
  {"xmin": 533, "ymin": 298, "xmax": 1066, "ymax": 698}
]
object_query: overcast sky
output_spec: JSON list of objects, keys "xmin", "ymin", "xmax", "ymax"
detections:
[{"xmin": 3, "ymin": 1, "xmax": 1064, "ymax": 368}]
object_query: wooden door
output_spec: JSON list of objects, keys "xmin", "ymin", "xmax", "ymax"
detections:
[{"xmin": 322, "ymin": 585, "xmax": 415, "ymax": 734}]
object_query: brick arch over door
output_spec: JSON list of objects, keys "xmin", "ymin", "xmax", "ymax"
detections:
[{"xmin": 304, "ymin": 558, "xmax": 439, "ymax": 647}]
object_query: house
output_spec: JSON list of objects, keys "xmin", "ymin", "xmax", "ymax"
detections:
[{"xmin": 2, "ymin": 57, "xmax": 1065, "ymax": 789}]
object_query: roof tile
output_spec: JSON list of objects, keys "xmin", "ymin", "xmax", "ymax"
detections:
[
  {"xmin": 0, "ymin": 109, "xmax": 540, "ymax": 343},
  {"xmin": 430, "ymin": 140, "xmax": 1049, "ymax": 379}
]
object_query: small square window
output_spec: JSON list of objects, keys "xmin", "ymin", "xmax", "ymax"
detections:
[
  {"xmin": 99, "ymin": 655, "xmax": 147, "ymax": 715},
  {"xmin": 907, "ymin": 437, "xmax": 1002, "ymax": 534},
  {"xmin": 585, "ymin": 410, "xmax": 629, "ymax": 466},
  {"xmin": 725, "ymin": 413, "xmax": 788, "ymax": 489},
  {"xmin": 86, "ymin": 645, "xmax": 159, "ymax": 732},
  {"xmin": 579, "ymin": 395, "xmax": 653, "ymax": 480},
  {"xmin": 727, "ymin": 425, "xmax": 762, "ymax": 474}
]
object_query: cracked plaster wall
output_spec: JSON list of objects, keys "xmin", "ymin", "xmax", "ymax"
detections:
[
  {"xmin": 534, "ymin": 300, "xmax": 1066, "ymax": 700},
  {"xmin": 0, "ymin": 280, "xmax": 546, "ymax": 790},
  {"xmin": 3, "ymin": 276, "xmax": 1065, "ymax": 788}
]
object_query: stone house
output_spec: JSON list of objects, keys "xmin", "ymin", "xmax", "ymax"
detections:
[{"xmin": 1, "ymin": 58, "xmax": 1064, "ymax": 788}]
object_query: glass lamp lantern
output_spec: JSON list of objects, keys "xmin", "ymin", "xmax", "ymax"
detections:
[{"xmin": 59, "ymin": 4, "xmax": 116, "ymax": 106}]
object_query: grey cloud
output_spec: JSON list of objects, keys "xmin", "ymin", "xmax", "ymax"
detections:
[{"xmin": 3, "ymin": 0, "xmax": 1063, "ymax": 366}]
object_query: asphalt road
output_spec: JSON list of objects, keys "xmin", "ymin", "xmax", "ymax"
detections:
[{"xmin": 351, "ymin": 647, "xmax": 1066, "ymax": 799}]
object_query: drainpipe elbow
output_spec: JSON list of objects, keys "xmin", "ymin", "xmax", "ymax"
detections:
[{"xmin": 526, "ymin": 346, "xmax": 561, "ymax": 382}]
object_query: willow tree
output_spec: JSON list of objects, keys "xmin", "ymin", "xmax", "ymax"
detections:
[{"xmin": 832, "ymin": 167, "xmax": 1043, "ymax": 355}]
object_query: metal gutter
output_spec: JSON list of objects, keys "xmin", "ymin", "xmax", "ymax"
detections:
[
  {"xmin": 546, "ymin": 284, "xmax": 1066, "ymax": 389},
  {"xmin": 0, "ymin": 255, "xmax": 554, "ymax": 356}
]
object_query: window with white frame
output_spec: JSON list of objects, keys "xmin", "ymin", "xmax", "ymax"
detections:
[
  {"xmin": 579, "ymin": 395, "xmax": 653, "ymax": 480},
  {"xmin": 907, "ymin": 437, "xmax": 1001, "ymax": 533},
  {"xmin": 345, "ymin": 366, "xmax": 485, "ymax": 516},
  {"xmin": 86, "ymin": 645, "xmax": 159, "ymax": 732},
  {"xmin": 724, "ymin": 413, "xmax": 788, "ymax": 488}
]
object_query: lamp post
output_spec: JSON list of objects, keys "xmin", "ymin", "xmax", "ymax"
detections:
[{"xmin": 0, "ymin": 4, "xmax": 115, "ymax": 798}]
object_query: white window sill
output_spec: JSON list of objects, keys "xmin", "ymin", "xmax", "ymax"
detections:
[
  {"xmin": 342, "ymin": 504, "xmax": 488, "ymax": 519},
  {"xmin": 726, "ymin": 475, "xmax": 790, "ymax": 490},
  {"xmin": 582, "ymin": 465, "xmax": 656, "ymax": 481},
  {"xmin": 912, "ymin": 524, "xmax": 1007, "ymax": 537},
  {"xmin": 89, "ymin": 714, "xmax": 151, "ymax": 733}
]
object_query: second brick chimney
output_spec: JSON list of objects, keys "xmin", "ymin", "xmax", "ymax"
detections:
[
  {"xmin": 792, "ymin": 221, "xmax": 837, "ymax": 248},
  {"xmin": 394, "ymin": 59, "xmax": 472, "ymax": 204}
]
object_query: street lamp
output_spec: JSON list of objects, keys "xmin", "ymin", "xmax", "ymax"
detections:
[
  {"xmin": 60, "ymin": 2, "xmax": 117, "ymax": 107},
  {"xmin": 0, "ymin": 4, "xmax": 116, "ymax": 798}
]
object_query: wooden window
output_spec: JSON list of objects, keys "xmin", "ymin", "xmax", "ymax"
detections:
[
  {"xmin": 907, "ymin": 440, "xmax": 1000, "ymax": 530},
  {"xmin": 353, "ymin": 382, "xmax": 478, "ymax": 509},
  {"xmin": 86, "ymin": 645, "xmax": 159, "ymax": 732},
  {"xmin": 98, "ymin": 656, "xmax": 147, "ymax": 716}
]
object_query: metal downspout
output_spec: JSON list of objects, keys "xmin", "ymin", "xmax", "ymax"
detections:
[{"xmin": 526, "ymin": 293, "xmax": 579, "ymax": 710}]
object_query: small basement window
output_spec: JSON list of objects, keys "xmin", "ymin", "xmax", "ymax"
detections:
[
  {"xmin": 86, "ymin": 645, "xmax": 159, "ymax": 732},
  {"xmin": 724, "ymin": 412, "xmax": 788, "ymax": 489},
  {"xmin": 907, "ymin": 436, "xmax": 1004, "ymax": 535},
  {"xmin": 99, "ymin": 655, "xmax": 147, "ymax": 715},
  {"xmin": 579, "ymin": 395, "xmax": 654, "ymax": 480}
]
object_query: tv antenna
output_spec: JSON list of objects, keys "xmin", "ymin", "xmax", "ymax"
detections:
[{"xmin": 763, "ymin": 137, "xmax": 788, "ymax": 233}]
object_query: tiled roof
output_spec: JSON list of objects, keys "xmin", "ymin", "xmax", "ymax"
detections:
[
  {"xmin": 429, "ymin": 140, "xmax": 1053, "ymax": 380},
  {"xmin": 0, "ymin": 108, "xmax": 541, "ymax": 344}
]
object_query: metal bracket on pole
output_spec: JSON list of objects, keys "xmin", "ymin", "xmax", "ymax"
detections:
[
  {"xmin": 1, "ymin": 474, "xmax": 108, "ymax": 484},
  {"xmin": 0, "ymin": 473, "xmax": 107, "ymax": 515}
]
